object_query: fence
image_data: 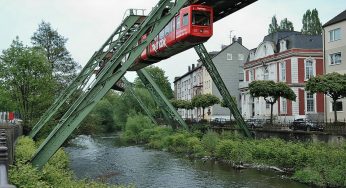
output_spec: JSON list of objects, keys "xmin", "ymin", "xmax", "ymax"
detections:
[{"xmin": 0, "ymin": 129, "xmax": 16, "ymax": 188}]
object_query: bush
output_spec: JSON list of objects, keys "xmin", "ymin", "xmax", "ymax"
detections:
[
  {"xmin": 216, "ymin": 140, "xmax": 252, "ymax": 163},
  {"xmin": 201, "ymin": 131, "xmax": 219, "ymax": 156},
  {"xmin": 186, "ymin": 137, "xmax": 204, "ymax": 156},
  {"xmin": 123, "ymin": 113, "xmax": 155, "ymax": 143},
  {"xmin": 9, "ymin": 136, "xmax": 130, "ymax": 188}
]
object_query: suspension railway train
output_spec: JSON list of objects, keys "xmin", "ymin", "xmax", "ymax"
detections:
[{"xmin": 96, "ymin": 4, "xmax": 213, "ymax": 74}]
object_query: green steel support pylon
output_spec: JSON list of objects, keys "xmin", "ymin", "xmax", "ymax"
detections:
[
  {"xmin": 137, "ymin": 69, "xmax": 188, "ymax": 130},
  {"xmin": 122, "ymin": 78, "xmax": 158, "ymax": 125},
  {"xmin": 194, "ymin": 44, "xmax": 251, "ymax": 137},
  {"xmin": 31, "ymin": 0, "xmax": 189, "ymax": 168},
  {"xmin": 29, "ymin": 13, "xmax": 145, "ymax": 138}
]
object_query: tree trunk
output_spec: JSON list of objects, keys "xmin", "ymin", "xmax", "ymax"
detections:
[
  {"xmin": 202, "ymin": 107, "xmax": 205, "ymax": 119},
  {"xmin": 270, "ymin": 103, "xmax": 274, "ymax": 125},
  {"xmin": 333, "ymin": 100, "xmax": 338, "ymax": 123}
]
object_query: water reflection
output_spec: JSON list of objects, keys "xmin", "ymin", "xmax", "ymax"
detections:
[{"xmin": 65, "ymin": 135, "xmax": 308, "ymax": 188}]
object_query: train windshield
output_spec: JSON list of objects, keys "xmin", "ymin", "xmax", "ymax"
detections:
[{"xmin": 192, "ymin": 11, "xmax": 210, "ymax": 26}]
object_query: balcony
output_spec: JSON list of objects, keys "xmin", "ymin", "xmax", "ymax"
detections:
[{"xmin": 239, "ymin": 81, "xmax": 249, "ymax": 89}]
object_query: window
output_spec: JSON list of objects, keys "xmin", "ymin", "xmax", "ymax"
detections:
[
  {"xmin": 331, "ymin": 101, "xmax": 343, "ymax": 112},
  {"xmin": 266, "ymin": 102, "xmax": 270, "ymax": 109},
  {"xmin": 238, "ymin": 54, "xmax": 244, "ymax": 60},
  {"xmin": 164, "ymin": 21, "xmax": 172, "ymax": 36},
  {"xmin": 329, "ymin": 28, "xmax": 341, "ymax": 42},
  {"xmin": 227, "ymin": 53, "xmax": 232, "ymax": 60},
  {"xmin": 176, "ymin": 16, "xmax": 181, "ymax": 29},
  {"xmin": 280, "ymin": 62, "xmax": 286, "ymax": 81},
  {"xmin": 306, "ymin": 93, "xmax": 315, "ymax": 112},
  {"xmin": 250, "ymin": 69, "xmax": 254, "ymax": 81},
  {"xmin": 182, "ymin": 14, "xmax": 189, "ymax": 26},
  {"xmin": 305, "ymin": 59, "xmax": 314, "ymax": 80},
  {"xmin": 329, "ymin": 52, "xmax": 342, "ymax": 65},
  {"xmin": 159, "ymin": 31, "xmax": 165, "ymax": 39},
  {"xmin": 192, "ymin": 11, "xmax": 210, "ymax": 26},
  {"xmin": 263, "ymin": 69, "xmax": 269, "ymax": 80},
  {"xmin": 281, "ymin": 98, "xmax": 287, "ymax": 114}
]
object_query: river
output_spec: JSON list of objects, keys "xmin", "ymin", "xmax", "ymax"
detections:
[{"xmin": 65, "ymin": 135, "xmax": 308, "ymax": 188}]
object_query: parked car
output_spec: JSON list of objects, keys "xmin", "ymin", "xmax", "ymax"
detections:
[
  {"xmin": 246, "ymin": 118, "xmax": 266, "ymax": 129},
  {"xmin": 289, "ymin": 118, "xmax": 323, "ymax": 131},
  {"xmin": 211, "ymin": 118, "xmax": 227, "ymax": 126}
]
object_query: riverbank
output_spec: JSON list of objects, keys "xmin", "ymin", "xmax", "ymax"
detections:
[
  {"xmin": 122, "ymin": 118, "xmax": 346, "ymax": 187},
  {"xmin": 9, "ymin": 136, "xmax": 132, "ymax": 188}
]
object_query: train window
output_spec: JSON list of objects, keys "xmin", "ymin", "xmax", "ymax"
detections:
[
  {"xmin": 165, "ymin": 21, "xmax": 172, "ymax": 36},
  {"xmin": 159, "ymin": 31, "xmax": 164, "ymax": 39},
  {"xmin": 192, "ymin": 11, "xmax": 210, "ymax": 26},
  {"xmin": 176, "ymin": 16, "xmax": 181, "ymax": 29},
  {"xmin": 182, "ymin": 13, "xmax": 189, "ymax": 26}
]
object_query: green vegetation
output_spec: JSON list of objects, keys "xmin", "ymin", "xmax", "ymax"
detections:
[
  {"xmin": 192, "ymin": 94, "xmax": 220, "ymax": 119},
  {"xmin": 249, "ymin": 80, "xmax": 296, "ymax": 124},
  {"xmin": 301, "ymin": 9, "xmax": 322, "ymax": 35},
  {"xmin": 305, "ymin": 72, "xmax": 346, "ymax": 122},
  {"xmin": 268, "ymin": 15, "xmax": 294, "ymax": 34},
  {"xmin": 121, "ymin": 119, "xmax": 346, "ymax": 187},
  {"xmin": 9, "ymin": 136, "xmax": 131, "ymax": 188},
  {"xmin": 134, "ymin": 66, "xmax": 174, "ymax": 99},
  {"xmin": 0, "ymin": 38, "xmax": 56, "ymax": 133}
]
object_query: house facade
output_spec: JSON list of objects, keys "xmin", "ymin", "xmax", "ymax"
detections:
[
  {"xmin": 174, "ymin": 37, "xmax": 249, "ymax": 121},
  {"xmin": 174, "ymin": 63, "xmax": 204, "ymax": 120},
  {"xmin": 240, "ymin": 31, "xmax": 324, "ymax": 122},
  {"xmin": 323, "ymin": 10, "xmax": 346, "ymax": 121}
]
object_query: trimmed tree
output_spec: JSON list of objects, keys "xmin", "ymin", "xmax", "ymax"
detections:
[
  {"xmin": 305, "ymin": 72, "xmax": 346, "ymax": 122},
  {"xmin": 192, "ymin": 94, "xmax": 220, "ymax": 120},
  {"xmin": 249, "ymin": 80, "xmax": 296, "ymax": 124}
]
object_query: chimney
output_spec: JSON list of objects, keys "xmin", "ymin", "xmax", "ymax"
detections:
[
  {"xmin": 192, "ymin": 64, "xmax": 195, "ymax": 69},
  {"xmin": 188, "ymin": 66, "xmax": 191, "ymax": 72},
  {"xmin": 238, "ymin": 37, "xmax": 242, "ymax": 45},
  {"xmin": 221, "ymin": 44, "xmax": 227, "ymax": 50},
  {"xmin": 232, "ymin": 36, "xmax": 237, "ymax": 44}
]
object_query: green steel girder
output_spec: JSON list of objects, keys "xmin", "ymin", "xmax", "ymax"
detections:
[
  {"xmin": 122, "ymin": 78, "xmax": 158, "ymax": 125},
  {"xmin": 137, "ymin": 69, "xmax": 188, "ymax": 130},
  {"xmin": 194, "ymin": 44, "xmax": 251, "ymax": 138},
  {"xmin": 29, "ymin": 14, "xmax": 145, "ymax": 138},
  {"xmin": 31, "ymin": 0, "xmax": 189, "ymax": 168}
]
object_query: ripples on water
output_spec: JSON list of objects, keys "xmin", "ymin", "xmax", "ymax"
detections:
[{"xmin": 65, "ymin": 135, "xmax": 308, "ymax": 188}]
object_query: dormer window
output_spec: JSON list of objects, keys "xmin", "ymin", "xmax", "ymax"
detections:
[{"xmin": 280, "ymin": 40, "xmax": 287, "ymax": 52}]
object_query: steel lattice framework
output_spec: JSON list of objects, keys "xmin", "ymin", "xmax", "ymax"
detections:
[{"xmin": 29, "ymin": 0, "xmax": 257, "ymax": 168}]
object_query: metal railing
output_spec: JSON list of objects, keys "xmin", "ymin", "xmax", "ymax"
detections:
[{"xmin": 0, "ymin": 129, "xmax": 15, "ymax": 188}]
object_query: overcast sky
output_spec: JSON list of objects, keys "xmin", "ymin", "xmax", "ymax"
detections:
[{"xmin": 1, "ymin": 0, "xmax": 345, "ymax": 83}]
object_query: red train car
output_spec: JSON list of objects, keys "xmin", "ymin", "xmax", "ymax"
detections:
[
  {"xmin": 95, "ymin": 5, "xmax": 213, "ymax": 75},
  {"xmin": 129, "ymin": 5, "xmax": 213, "ymax": 70}
]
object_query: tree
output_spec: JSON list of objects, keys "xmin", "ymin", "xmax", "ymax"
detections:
[
  {"xmin": 305, "ymin": 73, "xmax": 346, "ymax": 122},
  {"xmin": 301, "ymin": 9, "xmax": 322, "ymax": 35},
  {"xmin": 134, "ymin": 66, "xmax": 174, "ymax": 99},
  {"xmin": 192, "ymin": 94, "xmax": 220, "ymax": 120},
  {"xmin": 0, "ymin": 37, "xmax": 55, "ymax": 133},
  {"xmin": 31, "ymin": 21, "xmax": 80, "ymax": 88},
  {"xmin": 249, "ymin": 80, "xmax": 296, "ymax": 124},
  {"xmin": 170, "ymin": 99, "xmax": 186, "ymax": 109},
  {"xmin": 268, "ymin": 16, "xmax": 294, "ymax": 34},
  {"xmin": 279, "ymin": 18, "xmax": 294, "ymax": 32},
  {"xmin": 268, "ymin": 15, "xmax": 279, "ymax": 34}
]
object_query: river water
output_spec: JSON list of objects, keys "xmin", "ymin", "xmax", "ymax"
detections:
[{"xmin": 65, "ymin": 135, "xmax": 308, "ymax": 188}]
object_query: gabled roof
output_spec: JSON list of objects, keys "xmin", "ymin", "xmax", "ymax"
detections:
[{"xmin": 323, "ymin": 9, "xmax": 346, "ymax": 27}]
